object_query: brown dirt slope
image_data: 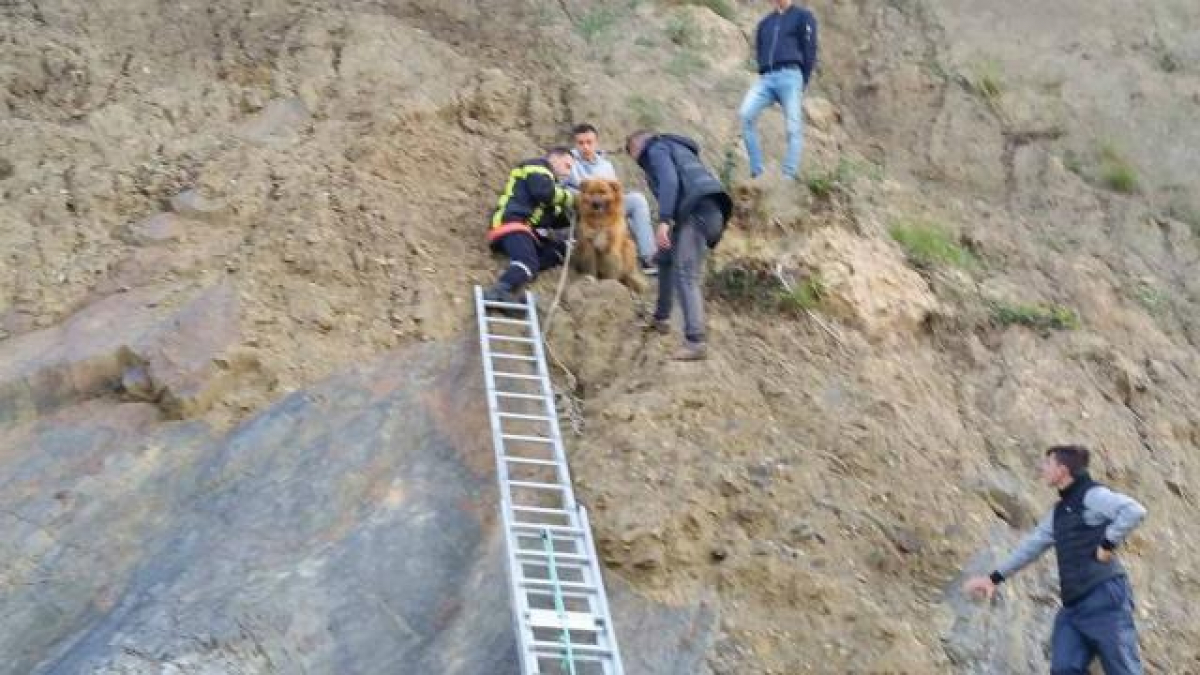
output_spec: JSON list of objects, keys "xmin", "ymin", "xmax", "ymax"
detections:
[{"xmin": 3, "ymin": 0, "xmax": 1200, "ymax": 672}]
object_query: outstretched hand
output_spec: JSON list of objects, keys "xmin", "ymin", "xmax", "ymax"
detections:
[{"xmin": 963, "ymin": 576, "xmax": 997, "ymax": 601}]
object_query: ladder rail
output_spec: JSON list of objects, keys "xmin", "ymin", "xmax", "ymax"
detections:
[
  {"xmin": 474, "ymin": 286, "xmax": 538, "ymax": 675},
  {"xmin": 476, "ymin": 286, "xmax": 624, "ymax": 675}
]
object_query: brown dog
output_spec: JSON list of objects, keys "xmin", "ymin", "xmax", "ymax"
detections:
[{"xmin": 573, "ymin": 179, "xmax": 645, "ymax": 291}]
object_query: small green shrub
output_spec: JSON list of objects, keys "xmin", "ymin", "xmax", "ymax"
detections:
[
  {"xmin": 1098, "ymin": 143, "xmax": 1139, "ymax": 194},
  {"xmin": 889, "ymin": 220, "xmax": 976, "ymax": 269},
  {"xmin": 806, "ymin": 173, "xmax": 836, "ymax": 199},
  {"xmin": 991, "ymin": 302, "xmax": 1080, "ymax": 332},
  {"xmin": 708, "ymin": 260, "xmax": 826, "ymax": 315},
  {"xmin": 805, "ymin": 158, "xmax": 880, "ymax": 200},
  {"xmin": 718, "ymin": 142, "xmax": 738, "ymax": 189},
  {"xmin": 1131, "ymin": 280, "xmax": 1169, "ymax": 315},
  {"xmin": 780, "ymin": 275, "xmax": 827, "ymax": 313},
  {"xmin": 628, "ymin": 94, "xmax": 664, "ymax": 128},
  {"xmin": 968, "ymin": 60, "xmax": 1004, "ymax": 101}
]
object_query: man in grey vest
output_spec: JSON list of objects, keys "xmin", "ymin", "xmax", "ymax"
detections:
[{"xmin": 964, "ymin": 445, "xmax": 1147, "ymax": 674}]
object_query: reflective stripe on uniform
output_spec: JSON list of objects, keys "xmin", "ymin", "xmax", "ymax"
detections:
[{"xmin": 491, "ymin": 164, "xmax": 557, "ymax": 229}]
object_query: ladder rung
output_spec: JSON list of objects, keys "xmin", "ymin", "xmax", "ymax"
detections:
[
  {"xmin": 498, "ymin": 412, "xmax": 552, "ymax": 421},
  {"xmin": 532, "ymin": 651, "xmax": 610, "ymax": 665},
  {"xmin": 521, "ymin": 578, "xmax": 597, "ymax": 592},
  {"xmin": 512, "ymin": 505, "xmax": 572, "ymax": 515},
  {"xmin": 485, "ymin": 316, "xmax": 532, "ymax": 326},
  {"xmin": 516, "ymin": 549, "xmax": 590, "ymax": 562},
  {"xmin": 492, "ymin": 371, "xmax": 542, "ymax": 380},
  {"xmin": 527, "ymin": 608, "xmax": 605, "ymax": 632},
  {"xmin": 501, "ymin": 434, "xmax": 555, "ymax": 443},
  {"xmin": 487, "ymin": 334, "xmax": 537, "ymax": 343},
  {"xmin": 495, "ymin": 391, "xmax": 543, "ymax": 401},
  {"xmin": 504, "ymin": 456, "xmax": 559, "ymax": 467},
  {"xmin": 490, "ymin": 352, "xmax": 536, "ymax": 362},
  {"xmin": 530, "ymin": 640, "xmax": 612, "ymax": 655},
  {"xmin": 483, "ymin": 298, "xmax": 529, "ymax": 311},
  {"xmin": 512, "ymin": 522, "xmax": 583, "ymax": 534},
  {"xmin": 521, "ymin": 562, "xmax": 591, "ymax": 578},
  {"xmin": 508, "ymin": 481, "xmax": 567, "ymax": 491},
  {"xmin": 524, "ymin": 588, "xmax": 596, "ymax": 601}
]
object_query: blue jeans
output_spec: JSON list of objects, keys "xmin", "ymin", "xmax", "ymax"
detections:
[
  {"xmin": 739, "ymin": 68, "xmax": 805, "ymax": 178},
  {"xmin": 1050, "ymin": 576, "xmax": 1143, "ymax": 675},
  {"xmin": 624, "ymin": 190, "xmax": 655, "ymax": 260}
]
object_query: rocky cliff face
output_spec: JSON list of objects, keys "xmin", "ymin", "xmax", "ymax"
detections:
[{"xmin": 3, "ymin": 0, "xmax": 1199, "ymax": 672}]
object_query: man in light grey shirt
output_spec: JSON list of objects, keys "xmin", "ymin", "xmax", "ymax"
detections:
[
  {"xmin": 566, "ymin": 123, "xmax": 656, "ymax": 275},
  {"xmin": 964, "ymin": 445, "xmax": 1146, "ymax": 674}
]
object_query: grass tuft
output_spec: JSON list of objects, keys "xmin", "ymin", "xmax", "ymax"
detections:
[
  {"xmin": 889, "ymin": 220, "xmax": 976, "ymax": 269},
  {"xmin": 991, "ymin": 302, "xmax": 1080, "ymax": 332},
  {"xmin": 1097, "ymin": 143, "xmax": 1139, "ymax": 194}
]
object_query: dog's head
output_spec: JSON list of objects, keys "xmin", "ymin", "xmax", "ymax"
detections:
[{"xmin": 579, "ymin": 179, "xmax": 624, "ymax": 218}]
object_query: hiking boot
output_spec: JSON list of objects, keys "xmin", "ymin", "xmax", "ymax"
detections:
[
  {"xmin": 482, "ymin": 283, "xmax": 519, "ymax": 305},
  {"xmin": 639, "ymin": 256, "xmax": 658, "ymax": 276},
  {"xmin": 671, "ymin": 341, "xmax": 707, "ymax": 361},
  {"xmin": 482, "ymin": 284, "xmax": 524, "ymax": 317}
]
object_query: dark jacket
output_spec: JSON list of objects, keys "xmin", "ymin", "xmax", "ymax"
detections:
[
  {"xmin": 1053, "ymin": 475, "xmax": 1129, "ymax": 605},
  {"xmin": 488, "ymin": 158, "xmax": 574, "ymax": 242},
  {"xmin": 754, "ymin": 4, "xmax": 818, "ymax": 86},
  {"xmin": 992, "ymin": 472, "xmax": 1147, "ymax": 606},
  {"xmin": 634, "ymin": 134, "xmax": 732, "ymax": 245}
]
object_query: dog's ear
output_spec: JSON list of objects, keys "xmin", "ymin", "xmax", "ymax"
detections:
[{"xmin": 606, "ymin": 180, "xmax": 624, "ymax": 198}]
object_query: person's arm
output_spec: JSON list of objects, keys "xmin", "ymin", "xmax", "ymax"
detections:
[
  {"xmin": 1085, "ymin": 486, "xmax": 1147, "ymax": 551},
  {"xmin": 528, "ymin": 171, "xmax": 575, "ymax": 212},
  {"xmin": 754, "ymin": 20, "xmax": 764, "ymax": 72},
  {"xmin": 964, "ymin": 509, "xmax": 1055, "ymax": 600},
  {"xmin": 992, "ymin": 510, "xmax": 1056, "ymax": 582},
  {"xmin": 800, "ymin": 10, "xmax": 818, "ymax": 88},
  {"xmin": 645, "ymin": 144, "xmax": 680, "ymax": 224}
]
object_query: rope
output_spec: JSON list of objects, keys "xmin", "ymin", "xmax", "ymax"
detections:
[
  {"xmin": 541, "ymin": 210, "xmax": 576, "ymax": 339},
  {"xmin": 542, "ymin": 528, "xmax": 577, "ymax": 674},
  {"xmin": 539, "ymin": 212, "xmax": 584, "ymax": 436}
]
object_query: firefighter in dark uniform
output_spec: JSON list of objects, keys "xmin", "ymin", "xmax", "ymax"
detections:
[{"xmin": 483, "ymin": 147, "xmax": 576, "ymax": 304}]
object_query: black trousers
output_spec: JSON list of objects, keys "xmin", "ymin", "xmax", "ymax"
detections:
[{"xmin": 492, "ymin": 232, "xmax": 567, "ymax": 290}]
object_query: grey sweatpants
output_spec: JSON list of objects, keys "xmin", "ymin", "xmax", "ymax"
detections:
[{"xmin": 653, "ymin": 198, "xmax": 723, "ymax": 344}]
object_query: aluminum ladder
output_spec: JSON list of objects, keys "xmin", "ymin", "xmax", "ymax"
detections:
[{"xmin": 473, "ymin": 286, "xmax": 625, "ymax": 675}]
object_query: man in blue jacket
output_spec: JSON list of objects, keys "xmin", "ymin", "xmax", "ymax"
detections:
[
  {"xmin": 964, "ymin": 445, "xmax": 1146, "ymax": 674},
  {"xmin": 740, "ymin": 0, "xmax": 818, "ymax": 180},
  {"xmin": 626, "ymin": 130, "xmax": 732, "ymax": 361}
]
